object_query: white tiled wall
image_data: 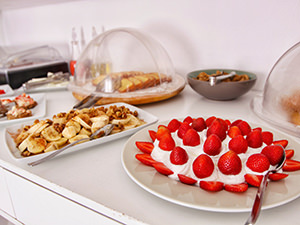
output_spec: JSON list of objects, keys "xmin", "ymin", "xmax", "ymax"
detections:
[{"xmin": 1, "ymin": 0, "xmax": 300, "ymax": 90}]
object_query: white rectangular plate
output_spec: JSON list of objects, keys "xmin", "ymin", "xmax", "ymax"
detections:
[
  {"xmin": 0, "ymin": 93, "xmax": 46, "ymax": 125},
  {"xmin": 5, "ymin": 102, "xmax": 158, "ymax": 163}
]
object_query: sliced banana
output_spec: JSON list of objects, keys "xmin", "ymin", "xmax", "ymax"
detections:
[
  {"xmin": 73, "ymin": 114, "xmax": 91, "ymax": 129},
  {"xmin": 18, "ymin": 135, "xmax": 32, "ymax": 152},
  {"xmin": 52, "ymin": 116, "xmax": 66, "ymax": 125},
  {"xmin": 90, "ymin": 115, "xmax": 109, "ymax": 123},
  {"xmin": 65, "ymin": 120, "xmax": 81, "ymax": 133},
  {"xmin": 44, "ymin": 142, "xmax": 58, "ymax": 153},
  {"xmin": 53, "ymin": 137, "xmax": 68, "ymax": 147},
  {"xmin": 26, "ymin": 136, "xmax": 47, "ymax": 154},
  {"xmin": 62, "ymin": 126, "xmax": 77, "ymax": 139},
  {"xmin": 41, "ymin": 125, "xmax": 62, "ymax": 142},
  {"xmin": 78, "ymin": 127, "xmax": 92, "ymax": 136},
  {"xmin": 15, "ymin": 131, "xmax": 30, "ymax": 146},
  {"xmin": 69, "ymin": 134, "xmax": 89, "ymax": 144},
  {"xmin": 91, "ymin": 115, "xmax": 109, "ymax": 133},
  {"xmin": 27, "ymin": 120, "xmax": 49, "ymax": 134},
  {"xmin": 111, "ymin": 115, "xmax": 131, "ymax": 125}
]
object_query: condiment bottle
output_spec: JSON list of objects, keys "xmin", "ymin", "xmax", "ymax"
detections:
[{"xmin": 70, "ymin": 27, "xmax": 81, "ymax": 75}]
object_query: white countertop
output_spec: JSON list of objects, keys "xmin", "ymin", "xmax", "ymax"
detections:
[{"xmin": 0, "ymin": 86, "xmax": 300, "ymax": 225}]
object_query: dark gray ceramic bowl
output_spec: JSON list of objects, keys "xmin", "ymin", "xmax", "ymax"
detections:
[{"xmin": 187, "ymin": 69, "xmax": 257, "ymax": 100}]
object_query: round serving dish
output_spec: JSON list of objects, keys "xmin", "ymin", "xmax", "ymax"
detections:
[{"xmin": 187, "ymin": 69, "xmax": 257, "ymax": 101}]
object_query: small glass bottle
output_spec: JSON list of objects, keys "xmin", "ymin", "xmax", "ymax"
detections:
[{"xmin": 70, "ymin": 27, "xmax": 81, "ymax": 75}]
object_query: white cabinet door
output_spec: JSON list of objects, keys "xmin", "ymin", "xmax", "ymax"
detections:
[
  {"xmin": 4, "ymin": 171, "xmax": 121, "ymax": 225},
  {"xmin": 0, "ymin": 167, "xmax": 15, "ymax": 218}
]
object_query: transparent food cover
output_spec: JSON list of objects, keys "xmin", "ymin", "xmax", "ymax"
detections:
[
  {"xmin": 68, "ymin": 28, "xmax": 185, "ymax": 103},
  {"xmin": 251, "ymin": 41, "xmax": 300, "ymax": 136}
]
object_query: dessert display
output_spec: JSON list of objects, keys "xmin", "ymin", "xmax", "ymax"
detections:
[
  {"xmin": 135, "ymin": 116, "xmax": 300, "ymax": 192},
  {"xmin": 11, "ymin": 105, "xmax": 146, "ymax": 157},
  {"xmin": 0, "ymin": 93, "xmax": 37, "ymax": 120},
  {"xmin": 194, "ymin": 70, "xmax": 250, "ymax": 82}
]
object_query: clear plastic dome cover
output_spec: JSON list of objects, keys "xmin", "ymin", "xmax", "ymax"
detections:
[
  {"xmin": 251, "ymin": 41, "xmax": 300, "ymax": 136},
  {"xmin": 68, "ymin": 28, "xmax": 185, "ymax": 99}
]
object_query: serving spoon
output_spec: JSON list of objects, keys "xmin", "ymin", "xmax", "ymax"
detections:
[
  {"xmin": 244, "ymin": 146, "xmax": 286, "ymax": 225},
  {"xmin": 27, "ymin": 123, "xmax": 115, "ymax": 166}
]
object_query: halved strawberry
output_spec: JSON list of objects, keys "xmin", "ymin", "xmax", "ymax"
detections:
[
  {"xmin": 183, "ymin": 116, "xmax": 194, "ymax": 124},
  {"xmin": 158, "ymin": 134, "xmax": 175, "ymax": 151},
  {"xmin": 285, "ymin": 149, "xmax": 295, "ymax": 159},
  {"xmin": 178, "ymin": 174, "xmax": 197, "ymax": 185},
  {"xmin": 153, "ymin": 163, "xmax": 174, "ymax": 175},
  {"xmin": 227, "ymin": 126, "xmax": 242, "ymax": 138},
  {"xmin": 200, "ymin": 181, "xmax": 224, "ymax": 192},
  {"xmin": 261, "ymin": 131, "xmax": 273, "ymax": 145},
  {"xmin": 177, "ymin": 122, "xmax": 191, "ymax": 139},
  {"xmin": 156, "ymin": 125, "xmax": 170, "ymax": 140},
  {"xmin": 273, "ymin": 139, "xmax": 288, "ymax": 149},
  {"xmin": 228, "ymin": 135, "xmax": 248, "ymax": 154},
  {"xmin": 246, "ymin": 129, "xmax": 263, "ymax": 148},
  {"xmin": 253, "ymin": 127, "xmax": 262, "ymax": 132},
  {"xmin": 236, "ymin": 120, "xmax": 252, "ymax": 136},
  {"xmin": 244, "ymin": 174, "xmax": 263, "ymax": 187},
  {"xmin": 224, "ymin": 183, "xmax": 248, "ymax": 193},
  {"xmin": 135, "ymin": 141, "xmax": 154, "ymax": 154},
  {"xmin": 203, "ymin": 134, "xmax": 222, "ymax": 156},
  {"xmin": 206, "ymin": 118, "xmax": 227, "ymax": 141},
  {"xmin": 183, "ymin": 128, "xmax": 200, "ymax": 146},
  {"xmin": 283, "ymin": 159, "xmax": 300, "ymax": 172},
  {"xmin": 191, "ymin": 117, "xmax": 206, "ymax": 132},
  {"xmin": 193, "ymin": 154, "xmax": 215, "ymax": 178},
  {"xmin": 268, "ymin": 173, "xmax": 289, "ymax": 181},
  {"xmin": 167, "ymin": 119, "xmax": 181, "ymax": 132},
  {"xmin": 148, "ymin": 130, "xmax": 156, "ymax": 142},
  {"xmin": 135, "ymin": 154, "xmax": 157, "ymax": 166},
  {"xmin": 218, "ymin": 150, "xmax": 242, "ymax": 175},
  {"xmin": 246, "ymin": 153, "xmax": 270, "ymax": 172},
  {"xmin": 225, "ymin": 119, "xmax": 231, "ymax": 127},
  {"xmin": 230, "ymin": 119, "xmax": 242, "ymax": 127},
  {"xmin": 170, "ymin": 146, "xmax": 189, "ymax": 165},
  {"xmin": 205, "ymin": 116, "xmax": 216, "ymax": 127},
  {"xmin": 261, "ymin": 145, "xmax": 284, "ymax": 166}
]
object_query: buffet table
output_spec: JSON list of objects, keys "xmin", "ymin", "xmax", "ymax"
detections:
[{"xmin": 0, "ymin": 86, "xmax": 299, "ymax": 225}]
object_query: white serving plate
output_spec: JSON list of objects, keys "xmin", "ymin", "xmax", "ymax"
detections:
[
  {"xmin": 0, "ymin": 93, "xmax": 46, "ymax": 125},
  {"xmin": 122, "ymin": 120, "xmax": 300, "ymax": 212},
  {"xmin": 5, "ymin": 102, "xmax": 158, "ymax": 163}
]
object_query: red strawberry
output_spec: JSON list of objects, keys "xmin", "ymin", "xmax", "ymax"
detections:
[
  {"xmin": 191, "ymin": 117, "xmax": 206, "ymax": 132},
  {"xmin": 153, "ymin": 163, "xmax": 174, "ymax": 175},
  {"xmin": 244, "ymin": 174, "xmax": 263, "ymax": 187},
  {"xmin": 285, "ymin": 149, "xmax": 295, "ymax": 159},
  {"xmin": 193, "ymin": 154, "xmax": 214, "ymax": 178},
  {"xmin": 206, "ymin": 119, "xmax": 227, "ymax": 141},
  {"xmin": 167, "ymin": 119, "xmax": 181, "ymax": 132},
  {"xmin": 246, "ymin": 129, "xmax": 263, "ymax": 148},
  {"xmin": 224, "ymin": 183, "xmax": 248, "ymax": 193},
  {"xmin": 273, "ymin": 139, "xmax": 288, "ymax": 149},
  {"xmin": 236, "ymin": 120, "xmax": 252, "ymax": 136},
  {"xmin": 183, "ymin": 129, "xmax": 200, "ymax": 146},
  {"xmin": 183, "ymin": 116, "xmax": 194, "ymax": 124},
  {"xmin": 225, "ymin": 119, "xmax": 231, "ymax": 127},
  {"xmin": 246, "ymin": 153, "xmax": 270, "ymax": 172},
  {"xmin": 261, "ymin": 131, "xmax": 273, "ymax": 145},
  {"xmin": 230, "ymin": 119, "xmax": 242, "ymax": 127},
  {"xmin": 227, "ymin": 126, "xmax": 242, "ymax": 138},
  {"xmin": 200, "ymin": 181, "xmax": 224, "ymax": 192},
  {"xmin": 268, "ymin": 173, "xmax": 288, "ymax": 181},
  {"xmin": 261, "ymin": 145, "xmax": 284, "ymax": 166},
  {"xmin": 135, "ymin": 141, "xmax": 154, "ymax": 154},
  {"xmin": 228, "ymin": 135, "xmax": 248, "ymax": 154},
  {"xmin": 218, "ymin": 150, "xmax": 242, "ymax": 175},
  {"xmin": 156, "ymin": 125, "xmax": 170, "ymax": 140},
  {"xmin": 217, "ymin": 118, "xmax": 229, "ymax": 131},
  {"xmin": 158, "ymin": 134, "xmax": 175, "ymax": 151},
  {"xmin": 178, "ymin": 174, "xmax": 197, "ymax": 185},
  {"xmin": 203, "ymin": 134, "xmax": 222, "ymax": 156},
  {"xmin": 135, "ymin": 154, "xmax": 157, "ymax": 166},
  {"xmin": 177, "ymin": 122, "xmax": 191, "ymax": 139},
  {"xmin": 205, "ymin": 116, "xmax": 216, "ymax": 127},
  {"xmin": 148, "ymin": 130, "xmax": 156, "ymax": 142},
  {"xmin": 283, "ymin": 159, "xmax": 300, "ymax": 172},
  {"xmin": 170, "ymin": 146, "xmax": 189, "ymax": 165}
]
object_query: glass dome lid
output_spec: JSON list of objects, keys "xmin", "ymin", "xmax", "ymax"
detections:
[
  {"xmin": 251, "ymin": 41, "xmax": 300, "ymax": 137},
  {"xmin": 68, "ymin": 27, "xmax": 185, "ymax": 99}
]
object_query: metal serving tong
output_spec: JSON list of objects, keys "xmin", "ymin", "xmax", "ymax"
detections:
[
  {"xmin": 22, "ymin": 72, "xmax": 70, "ymax": 91},
  {"xmin": 73, "ymin": 76, "xmax": 121, "ymax": 109},
  {"xmin": 209, "ymin": 71, "xmax": 236, "ymax": 86},
  {"xmin": 27, "ymin": 124, "xmax": 115, "ymax": 166}
]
